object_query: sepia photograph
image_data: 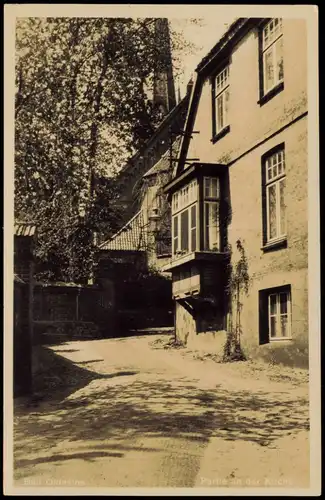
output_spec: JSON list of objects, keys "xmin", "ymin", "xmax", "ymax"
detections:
[{"xmin": 4, "ymin": 3, "xmax": 320, "ymax": 496}]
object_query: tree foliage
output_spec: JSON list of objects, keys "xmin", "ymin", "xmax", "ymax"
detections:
[{"xmin": 15, "ymin": 17, "xmax": 193, "ymax": 282}]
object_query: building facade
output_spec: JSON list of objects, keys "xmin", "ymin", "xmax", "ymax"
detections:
[{"xmin": 163, "ymin": 18, "xmax": 308, "ymax": 367}]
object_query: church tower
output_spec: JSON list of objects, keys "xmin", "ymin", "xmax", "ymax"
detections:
[{"xmin": 152, "ymin": 18, "xmax": 176, "ymax": 119}]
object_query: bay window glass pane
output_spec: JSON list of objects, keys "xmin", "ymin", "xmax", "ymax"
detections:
[
  {"xmin": 191, "ymin": 204, "xmax": 196, "ymax": 228},
  {"xmin": 269, "ymin": 294, "xmax": 277, "ymax": 315},
  {"xmin": 205, "ymin": 203, "xmax": 210, "ymax": 249},
  {"xmin": 264, "ymin": 47, "xmax": 274, "ymax": 92},
  {"xmin": 173, "ymin": 216, "xmax": 178, "ymax": 237},
  {"xmin": 268, "ymin": 183, "xmax": 277, "ymax": 239},
  {"xmin": 270, "ymin": 316, "xmax": 277, "ymax": 337},
  {"xmin": 190, "ymin": 205, "xmax": 196, "ymax": 252},
  {"xmin": 173, "ymin": 216, "xmax": 178, "ymax": 252},
  {"xmin": 181, "ymin": 210, "xmax": 189, "ymax": 252},
  {"xmin": 191, "ymin": 229, "xmax": 196, "ymax": 252},
  {"xmin": 205, "ymin": 202, "xmax": 219, "ymax": 251},
  {"xmin": 276, "ymin": 37, "xmax": 284, "ymax": 82}
]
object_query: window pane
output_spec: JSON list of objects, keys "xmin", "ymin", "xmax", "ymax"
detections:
[
  {"xmin": 225, "ymin": 89, "xmax": 229, "ymax": 124},
  {"xmin": 270, "ymin": 316, "xmax": 277, "ymax": 337},
  {"xmin": 280, "ymin": 178, "xmax": 286, "ymax": 235},
  {"xmin": 280, "ymin": 315, "xmax": 288, "ymax": 337},
  {"xmin": 191, "ymin": 228, "xmax": 196, "ymax": 252},
  {"xmin": 268, "ymin": 183, "xmax": 277, "ymax": 239},
  {"xmin": 204, "ymin": 177, "xmax": 211, "ymax": 198},
  {"xmin": 173, "ymin": 216, "xmax": 178, "ymax": 237},
  {"xmin": 180, "ymin": 210, "xmax": 189, "ymax": 252},
  {"xmin": 264, "ymin": 47, "xmax": 274, "ymax": 92},
  {"xmin": 272, "ymin": 156, "xmax": 278, "ymax": 178},
  {"xmin": 173, "ymin": 216, "xmax": 178, "ymax": 253},
  {"xmin": 280, "ymin": 292, "xmax": 288, "ymax": 314},
  {"xmin": 205, "ymin": 202, "xmax": 219, "ymax": 251},
  {"xmin": 217, "ymin": 95, "xmax": 224, "ymax": 131},
  {"xmin": 269, "ymin": 294, "xmax": 277, "ymax": 315},
  {"xmin": 191, "ymin": 204, "xmax": 196, "ymax": 228},
  {"xmin": 276, "ymin": 37, "xmax": 284, "ymax": 82},
  {"xmin": 211, "ymin": 178, "xmax": 219, "ymax": 198}
]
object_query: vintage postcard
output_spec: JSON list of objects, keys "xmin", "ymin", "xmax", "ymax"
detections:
[{"xmin": 4, "ymin": 3, "xmax": 320, "ymax": 496}]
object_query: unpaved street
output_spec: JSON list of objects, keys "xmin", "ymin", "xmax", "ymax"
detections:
[{"xmin": 13, "ymin": 335, "xmax": 309, "ymax": 489}]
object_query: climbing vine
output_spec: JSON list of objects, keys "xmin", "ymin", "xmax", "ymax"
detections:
[{"xmin": 223, "ymin": 239, "xmax": 250, "ymax": 362}]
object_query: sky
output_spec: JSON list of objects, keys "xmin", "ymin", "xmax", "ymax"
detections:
[{"xmin": 170, "ymin": 17, "xmax": 236, "ymax": 98}]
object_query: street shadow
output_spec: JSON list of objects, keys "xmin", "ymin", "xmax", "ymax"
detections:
[
  {"xmin": 14, "ymin": 345, "xmax": 309, "ymax": 477},
  {"xmin": 26, "ymin": 346, "xmax": 138, "ymax": 404},
  {"xmin": 15, "ymin": 372, "xmax": 309, "ymax": 452}
]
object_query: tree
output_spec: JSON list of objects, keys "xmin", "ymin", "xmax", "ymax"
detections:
[{"xmin": 14, "ymin": 17, "xmax": 195, "ymax": 282}]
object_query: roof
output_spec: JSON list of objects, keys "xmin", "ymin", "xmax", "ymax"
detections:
[
  {"xmin": 14, "ymin": 222, "xmax": 36, "ymax": 237},
  {"xmin": 176, "ymin": 18, "xmax": 256, "ymax": 177},
  {"xmin": 99, "ymin": 211, "xmax": 147, "ymax": 251},
  {"xmin": 118, "ymin": 93, "xmax": 190, "ymax": 178},
  {"xmin": 143, "ymin": 136, "xmax": 182, "ymax": 178},
  {"xmin": 196, "ymin": 18, "xmax": 247, "ymax": 72}
]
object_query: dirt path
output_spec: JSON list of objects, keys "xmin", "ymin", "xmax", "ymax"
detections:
[{"xmin": 13, "ymin": 335, "xmax": 309, "ymax": 490}]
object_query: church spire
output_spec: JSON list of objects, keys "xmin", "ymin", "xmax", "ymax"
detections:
[{"xmin": 152, "ymin": 18, "xmax": 176, "ymax": 117}]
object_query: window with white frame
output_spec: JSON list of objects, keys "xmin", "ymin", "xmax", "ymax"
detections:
[
  {"xmin": 171, "ymin": 176, "xmax": 221, "ymax": 257},
  {"xmin": 264, "ymin": 147, "xmax": 286, "ymax": 243},
  {"xmin": 172, "ymin": 179, "xmax": 198, "ymax": 256},
  {"xmin": 204, "ymin": 177, "xmax": 220, "ymax": 251},
  {"xmin": 268, "ymin": 288, "xmax": 291, "ymax": 340},
  {"xmin": 261, "ymin": 18, "xmax": 284, "ymax": 95},
  {"xmin": 212, "ymin": 66, "xmax": 230, "ymax": 137}
]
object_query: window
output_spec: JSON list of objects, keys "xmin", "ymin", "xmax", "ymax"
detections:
[
  {"xmin": 204, "ymin": 177, "xmax": 220, "ymax": 251},
  {"xmin": 172, "ymin": 180, "xmax": 198, "ymax": 256},
  {"xmin": 173, "ymin": 215, "xmax": 179, "ymax": 253},
  {"xmin": 171, "ymin": 175, "xmax": 222, "ymax": 258},
  {"xmin": 212, "ymin": 65, "xmax": 230, "ymax": 139},
  {"xmin": 260, "ymin": 18, "xmax": 284, "ymax": 97},
  {"xmin": 259, "ymin": 286, "xmax": 292, "ymax": 343},
  {"xmin": 263, "ymin": 146, "xmax": 286, "ymax": 244},
  {"xmin": 190, "ymin": 205, "xmax": 197, "ymax": 252}
]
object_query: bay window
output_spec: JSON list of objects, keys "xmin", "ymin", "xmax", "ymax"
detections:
[
  {"xmin": 171, "ymin": 175, "xmax": 221, "ymax": 258},
  {"xmin": 203, "ymin": 177, "xmax": 220, "ymax": 251},
  {"xmin": 172, "ymin": 179, "xmax": 198, "ymax": 256}
]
